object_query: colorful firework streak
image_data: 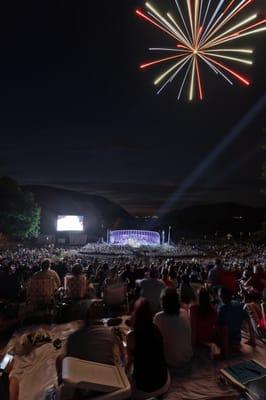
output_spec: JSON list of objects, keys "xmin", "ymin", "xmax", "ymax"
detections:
[{"xmin": 136, "ymin": 0, "xmax": 266, "ymax": 100}]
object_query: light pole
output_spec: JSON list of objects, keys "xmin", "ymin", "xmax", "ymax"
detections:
[{"xmin": 168, "ymin": 226, "xmax": 171, "ymax": 245}]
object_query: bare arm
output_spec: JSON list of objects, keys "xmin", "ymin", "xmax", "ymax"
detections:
[
  {"xmin": 125, "ymin": 331, "xmax": 135, "ymax": 374},
  {"xmin": 9, "ymin": 377, "xmax": 19, "ymax": 400}
]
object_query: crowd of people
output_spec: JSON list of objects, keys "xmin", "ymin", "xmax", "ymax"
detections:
[
  {"xmin": 0, "ymin": 241, "xmax": 266, "ymax": 400},
  {"xmin": 80, "ymin": 242, "xmax": 204, "ymax": 257}
]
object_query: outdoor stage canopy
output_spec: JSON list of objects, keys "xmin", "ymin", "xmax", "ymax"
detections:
[{"xmin": 109, "ymin": 229, "xmax": 160, "ymax": 247}]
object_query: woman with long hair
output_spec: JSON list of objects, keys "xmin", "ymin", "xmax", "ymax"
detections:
[
  {"xmin": 126, "ymin": 298, "xmax": 170, "ymax": 400},
  {"xmin": 189, "ymin": 287, "xmax": 218, "ymax": 347}
]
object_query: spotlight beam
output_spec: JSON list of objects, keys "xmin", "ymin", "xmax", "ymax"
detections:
[{"xmin": 156, "ymin": 94, "xmax": 266, "ymax": 215}]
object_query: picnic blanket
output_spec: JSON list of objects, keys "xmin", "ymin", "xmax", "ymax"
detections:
[{"xmin": 4, "ymin": 321, "xmax": 266, "ymax": 400}]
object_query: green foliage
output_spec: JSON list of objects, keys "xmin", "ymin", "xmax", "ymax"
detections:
[{"xmin": 0, "ymin": 176, "xmax": 41, "ymax": 239}]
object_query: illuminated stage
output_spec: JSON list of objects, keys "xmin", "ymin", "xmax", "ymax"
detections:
[{"xmin": 109, "ymin": 229, "xmax": 160, "ymax": 247}]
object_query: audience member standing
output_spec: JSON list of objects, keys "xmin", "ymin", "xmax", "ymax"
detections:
[{"xmin": 139, "ymin": 267, "xmax": 165, "ymax": 313}]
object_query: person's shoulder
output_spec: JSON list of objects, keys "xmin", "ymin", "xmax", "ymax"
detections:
[
  {"xmin": 179, "ymin": 308, "xmax": 189, "ymax": 320},
  {"xmin": 50, "ymin": 269, "xmax": 59, "ymax": 277},
  {"xmin": 180, "ymin": 308, "xmax": 189, "ymax": 316}
]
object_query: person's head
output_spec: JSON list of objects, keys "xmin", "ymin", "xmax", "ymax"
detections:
[
  {"xmin": 41, "ymin": 259, "xmax": 51, "ymax": 271},
  {"xmin": 215, "ymin": 258, "xmax": 223, "ymax": 269},
  {"xmin": 198, "ymin": 287, "xmax": 212, "ymax": 316},
  {"xmin": 84, "ymin": 300, "xmax": 104, "ymax": 326},
  {"xmin": 161, "ymin": 288, "xmax": 180, "ymax": 315},
  {"xmin": 72, "ymin": 263, "xmax": 83, "ymax": 276},
  {"xmin": 131, "ymin": 298, "xmax": 153, "ymax": 332},
  {"xmin": 218, "ymin": 287, "xmax": 232, "ymax": 304},
  {"xmin": 108, "ymin": 267, "xmax": 117, "ymax": 279}
]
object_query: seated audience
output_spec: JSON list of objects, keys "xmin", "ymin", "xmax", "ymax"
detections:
[
  {"xmin": 139, "ymin": 267, "xmax": 165, "ymax": 313},
  {"xmin": 154, "ymin": 288, "xmax": 193, "ymax": 368},
  {"xmin": 190, "ymin": 288, "xmax": 218, "ymax": 347},
  {"xmin": 217, "ymin": 287, "xmax": 256, "ymax": 356},
  {"xmin": 126, "ymin": 298, "xmax": 170, "ymax": 399},
  {"xmin": 0, "ymin": 242, "xmax": 266, "ymax": 400}
]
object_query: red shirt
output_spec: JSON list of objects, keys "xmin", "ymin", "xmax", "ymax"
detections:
[{"xmin": 218, "ymin": 270, "xmax": 238, "ymax": 294}]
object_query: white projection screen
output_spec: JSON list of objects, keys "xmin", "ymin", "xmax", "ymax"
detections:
[{"xmin": 56, "ymin": 215, "xmax": 84, "ymax": 232}]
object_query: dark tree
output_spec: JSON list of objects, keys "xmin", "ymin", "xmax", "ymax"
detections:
[{"xmin": 0, "ymin": 176, "xmax": 41, "ymax": 239}]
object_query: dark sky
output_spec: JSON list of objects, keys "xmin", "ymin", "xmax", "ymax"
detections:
[{"xmin": 0, "ymin": 0, "xmax": 265, "ymax": 215}]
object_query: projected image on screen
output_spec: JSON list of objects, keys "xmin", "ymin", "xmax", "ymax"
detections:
[{"xmin": 57, "ymin": 215, "xmax": 84, "ymax": 232}]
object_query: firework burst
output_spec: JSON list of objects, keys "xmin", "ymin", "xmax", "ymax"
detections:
[{"xmin": 136, "ymin": 0, "xmax": 266, "ymax": 100}]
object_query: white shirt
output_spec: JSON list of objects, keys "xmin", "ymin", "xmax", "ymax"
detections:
[{"xmin": 154, "ymin": 310, "xmax": 193, "ymax": 368}]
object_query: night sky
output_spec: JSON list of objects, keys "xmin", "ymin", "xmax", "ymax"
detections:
[{"xmin": 0, "ymin": 0, "xmax": 265, "ymax": 215}]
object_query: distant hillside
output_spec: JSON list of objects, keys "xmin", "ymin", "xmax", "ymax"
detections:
[
  {"xmin": 160, "ymin": 203, "xmax": 265, "ymax": 235},
  {"xmin": 22, "ymin": 185, "xmax": 134, "ymax": 236},
  {"xmin": 19, "ymin": 186, "xmax": 266, "ymax": 238}
]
